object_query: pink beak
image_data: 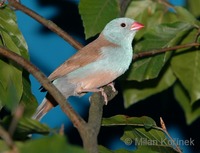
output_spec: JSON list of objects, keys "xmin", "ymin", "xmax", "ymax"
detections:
[{"xmin": 131, "ymin": 22, "xmax": 144, "ymax": 30}]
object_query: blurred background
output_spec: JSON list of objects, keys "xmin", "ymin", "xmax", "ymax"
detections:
[{"xmin": 16, "ymin": 0, "xmax": 199, "ymax": 152}]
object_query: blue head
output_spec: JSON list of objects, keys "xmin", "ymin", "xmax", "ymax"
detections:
[{"xmin": 102, "ymin": 18, "xmax": 144, "ymax": 45}]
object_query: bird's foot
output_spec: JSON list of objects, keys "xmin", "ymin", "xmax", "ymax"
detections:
[
  {"xmin": 87, "ymin": 88, "xmax": 108, "ymax": 105},
  {"xmin": 78, "ymin": 88, "xmax": 108, "ymax": 105},
  {"xmin": 107, "ymin": 82, "xmax": 116, "ymax": 92},
  {"xmin": 99, "ymin": 88, "xmax": 108, "ymax": 105}
]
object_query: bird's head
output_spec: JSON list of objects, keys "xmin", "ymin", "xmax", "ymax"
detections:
[{"xmin": 102, "ymin": 18, "xmax": 144, "ymax": 45}]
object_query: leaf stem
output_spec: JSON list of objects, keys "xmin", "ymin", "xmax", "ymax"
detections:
[
  {"xmin": 159, "ymin": 117, "xmax": 182, "ymax": 153},
  {"xmin": 194, "ymin": 28, "xmax": 200, "ymax": 43},
  {"xmin": 134, "ymin": 42, "xmax": 200, "ymax": 60},
  {"xmin": 7, "ymin": 0, "xmax": 83, "ymax": 50}
]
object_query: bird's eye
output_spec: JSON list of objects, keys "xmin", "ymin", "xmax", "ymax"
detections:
[{"xmin": 120, "ymin": 23, "xmax": 126, "ymax": 27}]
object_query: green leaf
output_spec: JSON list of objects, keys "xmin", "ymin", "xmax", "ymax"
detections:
[
  {"xmin": 121, "ymin": 126, "xmax": 178, "ymax": 153},
  {"xmin": 0, "ymin": 6, "xmax": 36, "ymax": 112},
  {"xmin": 99, "ymin": 145, "xmax": 132, "ymax": 153},
  {"xmin": 2, "ymin": 116, "xmax": 50, "ymax": 139},
  {"xmin": 99, "ymin": 145, "xmax": 160, "ymax": 153},
  {"xmin": 125, "ymin": 1, "xmax": 178, "ymax": 39},
  {"xmin": 20, "ymin": 72, "xmax": 38, "ymax": 117},
  {"xmin": 124, "ymin": 4, "xmax": 198, "ymax": 82},
  {"xmin": 79, "ymin": 0, "xmax": 120, "ymax": 39},
  {"xmin": 102, "ymin": 115, "xmax": 156, "ymax": 130},
  {"xmin": 125, "ymin": 2, "xmax": 199, "ymax": 40},
  {"xmin": 125, "ymin": 3, "xmax": 199, "ymax": 30},
  {"xmin": 19, "ymin": 135, "xmax": 86, "ymax": 153},
  {"xmin": 173, "ymin": 82, "xmax": 200, "ymax": 125},
  {"xmin": 125, "ymin": 0, "xmax": 156, "ymax": 39},
  {"xmin": 102, "ymin": 115, "xmax": 179, "ymax": 153},
  {"xmin": 0, "ymin": 31, "xmax": 23, "ymax": 110},
  {"xmin": 174, "ymin": 6, "xmax": 200, "ymax": 26},
  {"xmin": 125, "ymin": 0, "xmax": 156, "ymax": 20},
  {"xmin": 99, "ymin": 146, "xmax": 160, "ymax": 153},
  {"xmin": 171, "ymin": 29, "xmax": 200, "ymax": 104},
  {"xmin": 0, "ymin": 8, "xmax": 22, "ymax": 110},
  {"xmin": 0, "ymin": 140, "xmax": 10, "ymax": 153},
  {"xmin": 124, "ymin": 22, "xmax": 193, "ymax": 81},
  {"xmin": 187, "ymin": 0, "xmax": 200, "ymax": 18},
  {"xmin": 121, "ymin": 66, "xmax": 176, "ymax": 108},
  {"xmin": 0, "ymin": 7, "xmax": 28, "ymax": 59},
  {"xmin": 125, "ymin": 0, "xmax": 158, "ymax": 27},
  {"xmin": 0, "ymin": 135, "xmax": 86, "ymax": 153}
]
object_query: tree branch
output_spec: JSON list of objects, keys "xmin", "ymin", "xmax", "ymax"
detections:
[
  {"xmin": 78, "ymin": 86, "xmax": 118, "ymax": 153},
  {"xmin": 133, "ymin": 42, "xmax": 200, "ymax": 60},
  {"xmin": 7, "ymin": 0, "xmax": 83, "ymax": 50},
  {"xmin": 0, "ymin": 46, "xmax": 85, "ymax": 129}
]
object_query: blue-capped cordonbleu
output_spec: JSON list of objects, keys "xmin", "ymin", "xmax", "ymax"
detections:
[{"xmin": 32, "ymin": 17, "xmax": 144, "ymax": 120}]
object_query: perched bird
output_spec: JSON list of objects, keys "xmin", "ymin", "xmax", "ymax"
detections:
[{"xmin": 32, "ymin": 17, "xmax": 144, "ymax": 120}]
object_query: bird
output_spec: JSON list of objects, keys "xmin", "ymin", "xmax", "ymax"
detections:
[{"xmin": 32, "ymin": 17, "xmax": 144, "ymax": 121}]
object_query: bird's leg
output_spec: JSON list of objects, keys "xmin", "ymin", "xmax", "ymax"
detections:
[
  {"xmin": 107, "ymin": 82, "xmax": 116, "ymax": 92},
  {"xmin": 77, "ymin": 88, "xmax": 108, "ymax": 105},
  {"xmin": 99, "ymin": 87, "xmax": 108, "ymax": 105}
]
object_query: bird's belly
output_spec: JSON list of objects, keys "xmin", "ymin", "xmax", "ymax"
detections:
[
  {"xmin": 69, "ymin": 70, "xmax": 117, "ymax": 92},
  {"xmin": 65, "ymin": 46, "xmax": 132, "ymax": 93}
]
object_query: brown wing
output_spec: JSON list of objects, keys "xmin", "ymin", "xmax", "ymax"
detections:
[{"xmin": 48, "ymin": 34, "xmax": 118, "ymax": 81}]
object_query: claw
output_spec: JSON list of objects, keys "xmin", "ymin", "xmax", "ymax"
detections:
[
  {"xmin": 78, "ymin": 87, "xmax": 108, "ymax": 105},
  {"xmin": 107, "ymin": 82, "xmax": 116, "ymax": 92},
  {"xmin": 99, "ymin": 88, "xmax": 108, "ymax": 105},
  {"xmin": 76, "ymin": 83, "xmax": 116, "ymax": 105}
]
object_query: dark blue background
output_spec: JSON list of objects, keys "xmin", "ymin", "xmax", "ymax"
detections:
[{"xmin": 16, "ymin": 0, "xmax": 199, "ymax": 152}]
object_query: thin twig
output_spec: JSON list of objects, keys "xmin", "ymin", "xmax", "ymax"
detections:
[
  {"xmin": 0, "ymin": 125, "xmax": 18, "ymax": 153},
  {"xmin": 0, "ymin": 46, "xmax": 85, "ymax": 129},
  {"xmin": 157, "ymin": 0, "xmax": 174, "ymax": 9},
  {"xmin": 8, "ymin": 104, "xmax": 24, "ymax": 136},
  {"xmin": 119, "ymin": 0, "xmax": 132, "ymax": 16},
  {"xmin": 133, "ymin": 42, "xmax": 200, "ymax": 60},
  {"xmin": 159, "ymin": 117, "xmax": 182, "ymax": 153},
  {"xmin": 194, "ymin": 28, "xmax": 200, "ymax": 43},
  {"xmin": 7, "ymin": 0, "xmax": 83, "ymax": 50},
  {"xmin": 59, "ymin": 124, "xmax": 65, "ymax": 136},
  {"xmin": 160, "ymin": 117, "xmax": 166, "ymax": 131}
]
